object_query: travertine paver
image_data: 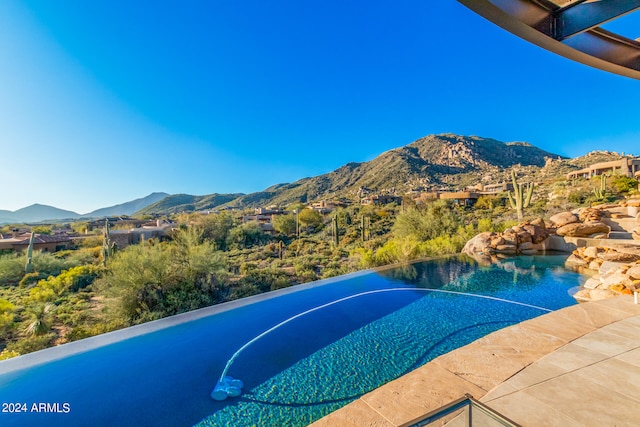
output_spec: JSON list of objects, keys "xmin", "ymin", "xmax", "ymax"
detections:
[{"xmin": 310, "ymin": 296, "xmax": 640, "ymax": 427}]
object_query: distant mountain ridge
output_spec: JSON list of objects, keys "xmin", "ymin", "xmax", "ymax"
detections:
[
  {"xmin": 6, "ymin": 134, "xmax": 632, "ymax": 221},
  {"xmin": 87, "ymin": 192, "xmax": 169, "ymax": 217},
  {"xmin": 140, "ymin": 133, "xmax": 568, "ymax": 214},
  {"xmin": 0, "ymin": 193, "xmax": 170, "ymax": 224},
  {"xmin": 136, "ymin": 193, "xmax": 245, "ymax": 215}
]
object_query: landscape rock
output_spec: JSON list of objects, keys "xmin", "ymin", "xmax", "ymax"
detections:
[
  {"xmin": 577, "ymin": 207, "xmax": 602, "ymax": 222},
  {"xmin": 588, "ymin": 261, "xmax": 602, "ymax": 270},
  {"xmin": 522, "ymin": 224, "xmax": 549, "ymax": 244},
  {"xmin": 549, "ymin": 212, "xmax": 578, "ymax": 227},
  {"xmin": 573, "ymin": 289, "xmax": 591, "ymax": 301},
  {"xmin": 600, "ymin": 273, "xmax": 632, "ymax": 289},
  {"xmin": 462, "ymin": 232, "xmax": 494, "ymax": 256},
  {"xmin": 565, "ymin": 254, "xmax": 588, "ymax": 268},
  {"xmin": 556, "ymin": 221, "xmax": 610, "ymax": 237},
  {"xmin": 597, "ymin": 252, "xmax": 640, "ymax": 263},
  {"xmin": 530, "ymin": 218, "xmax": 546, "ymax": 229},
  {"xmin": 495, "ymin": 244, "xmax": 517, "ymax": 254},
  {"xmin": 588, "ymin": 288, "xmax": 618, "ymax": 300},
  {"xmin": 599, "ymin": 261, "xmax": 628, "ymax": 276},
  {"xmin": 627, "ymin": 265, "xmax": 640, "ymax": 280},
  {"xmin": 583, "ymin": 277, "xmax": 601, "ymax": 290},
  {"xmin": 583, "ymin": 247, "xmax": 600, "ymax": 259}
]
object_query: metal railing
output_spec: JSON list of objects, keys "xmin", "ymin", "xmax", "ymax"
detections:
[{"xmin": 407, "ymin": 394, "xmax": 521, "ymax": 427}]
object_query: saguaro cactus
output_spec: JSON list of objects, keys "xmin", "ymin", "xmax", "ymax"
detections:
[
  {"xmin": 507, "ymin": 170, "xmax": 534, "ymax": 220},
  {"xmin": 102, "ymin": 219, "xmax": 115, "ymax": 265},
  {"xmin": 25, "ymin": 232, "xmax": 35, "ymax": 273},
  {"xmin": 593, "ymin": 174, "xmax": 607, "ymax": 199},
  {"xmin": 361, "ymin": 215, "xmax": 369, "ymax": 242},
  {"xmin": 332, "ymin": 215, "xmax": 339, "ymax": 247}
]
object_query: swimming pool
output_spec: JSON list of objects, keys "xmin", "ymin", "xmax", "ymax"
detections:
[{"xmin": 0, "ymin": 255, "xmax": 581, "ymax": 427}]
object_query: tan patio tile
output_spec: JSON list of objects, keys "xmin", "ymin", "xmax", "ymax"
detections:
[
  {"xmin": 481, "ymin": 381, "xmax": 519, "ymax": 401},
  {"xmin": 599, "ymin": 316, "xmax": 640, "ymax": 341},
  {"xmin": 308, "ymin": 398, "xmax": 395, "ymax": 427},
  {"xmin": 574, "ymin": 357, "xmax": 640, "ymax": 402},
  {"xmin": 616, "ymin": 347, "xmax": 640, "ymax": 368},
  {"xmin": 572, "ymin": 328, "xmax": 640, "ymax": 357},
  {"xmin": 591, "ymin": 295, "xmax": 640, "ymax": 315},
  {"xmin": 554, "ymin": 302, "xmax": 629, "ymax": 328},
  {"xmin": 432, "ymin": 341, "xmax": 528, "ymax": 392},
  {"xmin": 360, "ymin": 362, "xmax": 485, "ymax": 427},
  {"xmin": 486, "ymin": 389, "xmax": 584, "ymax": 427},
  {"xmin": 539, "ymin": 342, "xmax": 609, "ymax": 371},
  {"xmin": 522, "ymin": 373, "xmax": 640, "ymax": 425},
  {"xmin": 517, "ymin": 310, "xmax": 595, "ymax": 342}
]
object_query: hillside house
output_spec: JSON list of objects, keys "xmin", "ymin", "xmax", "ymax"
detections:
[
  {"xmin": 0, "ymin": 232, "xmax": 73, "ymax": 254},
  {"xmin": 361, "ymin": 195, "xmax": 403, "ymax": 205},
  {"xmin": 308, "ymin": 200, "xmax": 347, "ymax": 214},
  {"xmin": 109, "ymin": 221, "xmax": 176, "ymax": 249},
  {"xmin": 566, "ymin": 158, "xmax": 640, "ymax": 180}
]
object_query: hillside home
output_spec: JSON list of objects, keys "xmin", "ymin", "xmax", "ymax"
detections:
[
  {"xmin": 109, "ymin": 221, "xmax": 176, "ymax": 249},
  {"xmin": 361, "ymin": 195, "xmax": 403, "ymax": 205},
  {"xmin": 437, "ymin": 191, "xmax": 481, "ymax": 207},
  {"xmin": 308, "ymin": 200, "xmax": 348, "ymax": 214},
  {"xmin": 566, "ymin": 158, "xmax": 640, "ymax": 180},
  {"xmin": 0, "ymin": 232, "xmax": 72, "ymax": 253}
]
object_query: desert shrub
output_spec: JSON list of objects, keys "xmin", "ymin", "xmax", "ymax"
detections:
[{"xmin": 0, "ymin": 254, "xmax": 24, "ymax": 286}]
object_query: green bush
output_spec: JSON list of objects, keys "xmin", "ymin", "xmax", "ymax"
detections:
[{"xmin": 0, "ymin": 254, "xmax": 24, "ymax": 286}]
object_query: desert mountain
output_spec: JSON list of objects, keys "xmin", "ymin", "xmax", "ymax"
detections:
[
  {"xmin": 141, "ymin": 134, "xmax": 565, "ymax": 213},
  {"xmin": 1, "ymin": 193, "xmax": 171, "ymax": 224},
  {"xmin": 137, "ymin": 193, "xmax": 245, "ymax": 215},
  {"xmin": 0, "ymin": 204, "xmax": 80, "ymax": 224},
  {"xmin": 86, "ymin": 192, "xmax": 169, "ymax": 217}
]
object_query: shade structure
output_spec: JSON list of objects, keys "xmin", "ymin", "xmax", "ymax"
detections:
[{"xmin": 458, "ymin": 0, "xmax": 640, "ymax": 79}]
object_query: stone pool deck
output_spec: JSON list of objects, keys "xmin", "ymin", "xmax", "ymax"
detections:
[{"xmin": 310, "ymin": 296, "xmax": 640, "ymax": 427}]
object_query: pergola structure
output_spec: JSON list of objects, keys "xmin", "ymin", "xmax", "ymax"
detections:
[{"xmin": 458, "ymin": 0, "xmax": 640, "ymax": 79}]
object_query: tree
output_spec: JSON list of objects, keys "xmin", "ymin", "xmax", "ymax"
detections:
[
  {"xmin": 298, "ymin": 208, "xmax": 322, "ymax": 231},
  {"xmin": 272, "ymin": 214, "xmax": 297, "ymax": 236},
  {"xmin": 226, "ymin": 222, "xmax": 270, "ymax": 249},
  {"xmin": 393, "ymin": 199, "xmax": 461, "ymax": 241},
  {"xmin": 197, "ymin": 212, "xmax": 235, "ymax": 250}
]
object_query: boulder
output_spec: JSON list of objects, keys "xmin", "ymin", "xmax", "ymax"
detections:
[
  {"xmin": 599, "ymin": 261, "xmax": 628, "ymax": 276},
  {"xmin": 588, "ymin": 261, "xmax": 602, "ymax": 271},
  {"xmin": 589, "ymin": 289, "xmax": 618, "ymax": 300},
  {"xmin": 490, "ymin": 236, "xmax": 506, "ymax": 247},
  {"xmin": 583, "ymin": 277, "xmax": 601, "ymax": 289},
  {"xmin": 578, "ymin": 207, "xmax": 602, "ymax": 222},
  {"xmin": 517, "ymin": 231, "xmax": 533, "ymax": 244},
  {"xmin": 556, "ymin": 221, "xmax": 611, "ymax": 238},
  {"xmin": 462, "ymin": 232, "xmax": 494, "ymax": 256},
  {"xmin": 583, "ymin": 247, "xmax": 600, "ymax": 259},
  {"xmin": 573, "ymin": 289, "xmax": 591, "ymax": 301},
  {"xmin": 495, "ymin": 244, "xmax": 517, "ymax": 254},
  {"xmin": 522, "ymin": 224, "xmax": 549, "ymax": 244},
  {"xmin": 549, "ymin": 212, "xmax": 578, "ymax": 227},
  {"xmin": 600, "ymin": 273, "xmax": 632, "ymax": 289},
  {"xmin": 627, "ymin": 265, "xmax": 640, "ymax": 280},
  {"xmin": 565, "ymin": 254, "xmax": 588, "ymax": 268},
  {"xmin": 530, "ymin": 218, "xmax": 546, "ymax": 229},
  {"xmin": 597, "ymin": 252, "xmax": 640, "ymax": 263}
]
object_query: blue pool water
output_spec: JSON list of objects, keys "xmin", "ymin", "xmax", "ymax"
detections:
[{"xmin": 0, "ymin": 255, "xmax": 581, "ymax": 427}]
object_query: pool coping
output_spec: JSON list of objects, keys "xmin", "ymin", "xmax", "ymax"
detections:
[{"xmin": 308, "ymin": 295, "xmax": 640, "ymax": 427}]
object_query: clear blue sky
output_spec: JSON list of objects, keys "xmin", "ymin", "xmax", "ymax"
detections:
[{"xmin": 1, "ymin": 1, "xmax": 639, "ymax": 214}]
